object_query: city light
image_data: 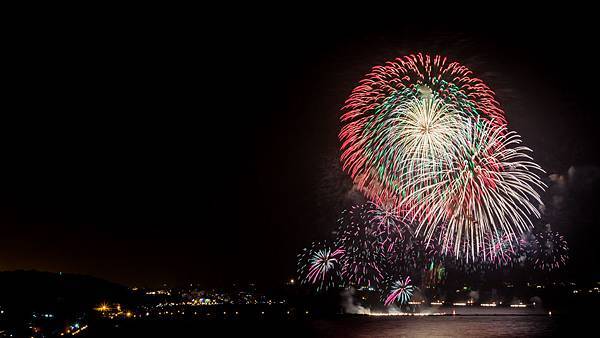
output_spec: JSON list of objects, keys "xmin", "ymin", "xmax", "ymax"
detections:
[{"xmin": 95, "ymin": 303, "xmax": 110, "ymax": 312}]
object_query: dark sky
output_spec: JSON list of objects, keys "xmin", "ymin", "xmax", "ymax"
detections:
[{"xmin": 2, "ymin": 12, "xmax": 599, "ymax": 287}]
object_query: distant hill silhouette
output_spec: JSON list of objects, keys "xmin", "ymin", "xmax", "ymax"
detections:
[{"xmin": 0, "ymin": 270, "xmax": 133, "ymax": 322}]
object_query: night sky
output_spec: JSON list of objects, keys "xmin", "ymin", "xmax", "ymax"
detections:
[{"xmin": 3, "ymin": 14, "xmax": 599, "ymax": 288}]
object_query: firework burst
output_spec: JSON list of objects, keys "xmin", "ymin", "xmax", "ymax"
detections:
[
  {"xmin": 340, "ymin": 54, "xmax": 506, "ymax": 206},
  {"xmin": 339, "ymin": 54, "xmax": 545, "ymax": 260},
  {"xmin": 367, "ymin": 201, "xmax": 407, "ymax": 254},
  {"xmin": 384, "ymin": 276, "xmax": 415, "ymax": 306},
  {"xmin": 530, "ymin": 229, "xmax": 569, "ymax": 271},
  {"xmin": 300, "ymin": 53, "xmax": 558, "ymax": 296},
  {"xmin": 406, "ymin": 119, "xmax": 545, "ymax": 258},
  {"xmin": 479, "ymin": 230, "xmax": 518, "ymax": 267},
  {"xmin": 335, "ymin": 205, "xmax": 386, "ymax": 288},
  {"xmin": 297, "ymin": 241, "xmax": 344, "ymax": 291}
]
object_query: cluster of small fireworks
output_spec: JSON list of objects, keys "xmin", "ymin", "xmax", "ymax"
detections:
[
  {"xmin": 298, "ymin": 202, "xmax": 436, "ymax": 306},
  {"xmin": 298, "ymin": 54, "xmax": 569, "ymax": 306},
  {"xmin": 298, "ymin": 202, "xmax": 568, "ymax": 303}
]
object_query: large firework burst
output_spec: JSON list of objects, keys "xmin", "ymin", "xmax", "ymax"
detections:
[
  {"xmin": 339, "ymin": 54, "xmax": 545, "ymax": 259},
  {"xmin": 406, "ymin": 119, "xmax": 545, "ymax": 258},
  {"xmin": 340, "ymin": 54, "xmax": 506, "ymax": 205}
]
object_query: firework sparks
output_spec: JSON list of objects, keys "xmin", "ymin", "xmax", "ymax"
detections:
[
  {"xmin": 339, "ymin": 54, "xmax": 545, "ymax": 259},
  {"xmin": 406, "ymin": 119, "xmax": 545, "ymax": 259},
  {"xmin": 336, "ymin": 205, "xmax": 385, "ymax": 288},
  {"xmin": 297, "ymin": 241, "xmax": 344, "ymax": 291},
  {"xmin": 479, "ymin": 230, "xmax": 518, "ymax": 267},
  {"xmin": 367, "ymin": 201, "xmax": 407, "ymax": 254},
  {"xmin": 384, "ymin": 276, "xmax": 415, "ymax": 306},
  {"xmin": 530, "ymin": 229, "xmax": 569, "ymax": 271}
]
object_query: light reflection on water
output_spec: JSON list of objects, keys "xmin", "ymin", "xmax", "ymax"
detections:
[
  {"xmin": 86, "ymin": 315, "xmax": 586, "ymax": 337},
  {"xmin": 311, "ymin": 316, "xmax": 556, "ymax": 337}
]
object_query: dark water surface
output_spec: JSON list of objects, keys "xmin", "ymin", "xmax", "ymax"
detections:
[
  {"xmin": 308, "ymin": 316, "xmax": 558, "ymax": 337},
  {"xmin": 82, "ymin": 315, "xmax": 589, "ymax": 337}
]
